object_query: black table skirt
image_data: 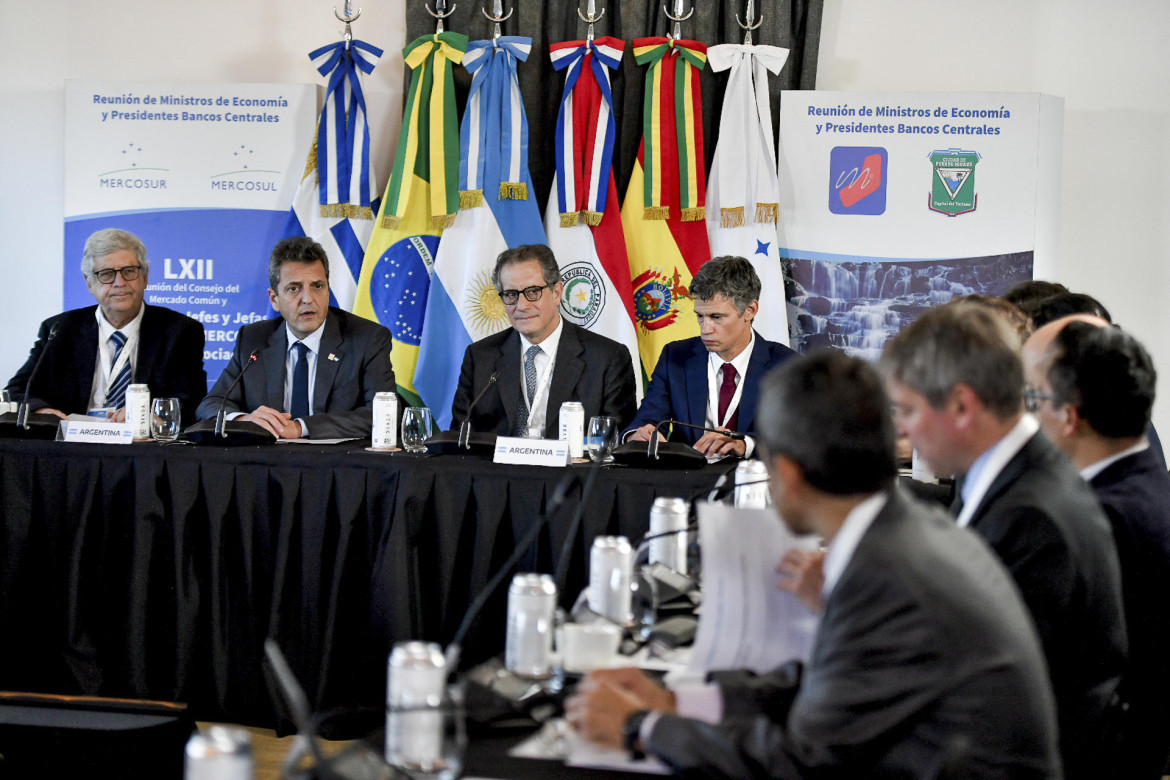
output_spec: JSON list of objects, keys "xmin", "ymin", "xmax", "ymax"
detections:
[{"xmin": 0, "ymin": 438, "xmax": 732, "ymax": 732}]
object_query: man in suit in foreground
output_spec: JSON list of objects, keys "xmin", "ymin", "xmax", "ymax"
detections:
[
  {"xmin": 624, "ymin": 255, "xmax": 795, "ymax": 458},
  {"xmin": 568, "ymin": 351, "xmax": 1060, "ymax": 778},
  {"xmin": 450, "ymin": 244, "xmax": 636, "ymax": 437},
  {"xmin": 1023, "ymin": 317, "xmax": 1170, "ymax": 778},
  {"xmin": 196, "ymin": 236, "xmax": 395, "ymax": 439},
  {"xmin": 881, "ymin": 301, "xmax": 1127, "ymax": 780},
  {"xmin": 5, "ymin": 228, "xmax": 207, "ymax": 424}
]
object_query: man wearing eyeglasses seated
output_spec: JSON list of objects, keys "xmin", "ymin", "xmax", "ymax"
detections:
[
  {"xmin": 450, "ymin": 244, "xmax": 637, "ymax": 438},
  {"xmin": 5, "ymin": 228, "xmax": 207, "ymax": 423}
]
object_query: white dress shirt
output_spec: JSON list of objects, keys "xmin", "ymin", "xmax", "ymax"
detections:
[
  {"xmin": 956, "ymin": 415, "xmax": 1039, "ymax": 527},
  {"xmin": 281, "ymin": 319, "xmax": 326, "ymax": 438},
  {"xmin": 88, "ymin": 303, "xmax": 145, "ymax": 412},
  {"xmin": 517, "ymin": 317, "xmax": 564, "ymax": 438},
  {"xmin": 704, "ymin": 330, "xmax": 756, "ymax": 456}
]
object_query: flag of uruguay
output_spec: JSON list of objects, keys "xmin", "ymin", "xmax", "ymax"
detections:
[
  {"xmin": 706, "ymin": 43, "xmax": 791, "ymax": 346},
  {"xmin": 284, "ymin": 165, "xmax": 375, "ymax": 310},
  {"xmin": 284, "ymin": 38, "xmax": 383, "ymax": 310},
  {"xmin": 413, "ymin": 38, "xmax": 547, "ymax": 429}
]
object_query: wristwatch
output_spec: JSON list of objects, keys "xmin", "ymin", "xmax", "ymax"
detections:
[{"xmin": 622, "ymin": 709, "xmax": 651, "ymax": 760}]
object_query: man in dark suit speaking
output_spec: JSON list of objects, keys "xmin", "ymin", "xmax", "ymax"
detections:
[
  {"xmin": 450, "ymin": 244, "xmax": 636, "ymax": 437},
  {"xmin": 881, "ymin": 301, "xmax": 1127, "ymax": 780},
  {"xmin": 196, "ymin": 237, "xmax": 395, "ymax": 439},
  {"xmin": 1023, "ymin": 317, "xmax": 1170, "ymax": 778},
  {"xmin": 567, "ymin": 351, "xmax": 1060, "ymax": 777},
  {"xmin": 623, "ymin": 255, "xmax": 795, "ymax": 458},
  {"xmin": 5, "ymin": 228, "xmax": 207, "ymax": 423}
]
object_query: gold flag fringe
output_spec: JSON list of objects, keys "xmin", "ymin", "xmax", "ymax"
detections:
[
  {"xmin": 720, "ymin": 206, "xmax": 745, "ymax": 228},
  {"xmin": 320, "ymin": 204, "xmax": 374, "ymax": 220},
  {"xmin": 431, "ymin": 213, "xmax": 457, "ymax": 230},
  {"xmin": 499, "ymin": 182, "xmax": 528, "ymax": 200},
  {"xmin": 755, "ymin": 203, "xmax": 779, "ymax": 224},
  {"xmin": 681, "ymin": 206, "xmax": 706, "ymax": 222},
  {"xmin": 643, "ymin": 206, "xmax": 670, "ymax": 221},
  {"xmin": 581, "ymin": 210, "xmax": 603, "ymax": 227},
  {"xmin": 303, "ymin": 134, "xmax": 319, "ymax": 181},
  {"xmin": 560, "ymin": 212, "xmax": 581, "ymax": 227},
  {"xmin": 381, "ymin": 215, "xmax": 402, "ymax": 230},
  {"xmin": 460, "ymin": 189, "xmax": 484, "ymax": 209}
]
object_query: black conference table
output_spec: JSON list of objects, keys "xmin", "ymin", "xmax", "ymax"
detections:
[{"xmin": 0, "ymin": 436, "xmax": 733, "ymax": 734}]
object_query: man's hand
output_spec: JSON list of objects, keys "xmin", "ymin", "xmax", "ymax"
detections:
[
  {"xmin": 693, "ymin": 429, "xmax": 746, "ymax": 458},
  {"xmin": 108, "ymin": 408, "xmax": 127, "ymax": 423},
  {"xmin": 777, "ymin": 548, "xmax": 826, "ymax": 613},
  {"xmin": 240, "ymin": 406, "xmax": 297, "ymax": 439},
  {"xmin": 33, "ymin": 407, "xmax": 67, "ymax": 419},
  {"xmin": 565, "ymin": 668, "xmax": 672, "ymax": 751},
  {"xmin": 627, "ymin": 423, "xmax": 658, "ymax": 443}
]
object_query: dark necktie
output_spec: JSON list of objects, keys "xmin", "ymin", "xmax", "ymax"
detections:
[
  {"xmin": 513, "ymin": 345, "xmax": 541, "ymax": 436},
  {"xmin": 106, "ymin": 331, "xmax": 132, "ymax": 409},
  {"xmin": 290, "ymin": 342, "xmax": 310, "ymax": 420},
  {"xmin": 718, "ymin": 363, "xmax": 739, "ymax": 431}
]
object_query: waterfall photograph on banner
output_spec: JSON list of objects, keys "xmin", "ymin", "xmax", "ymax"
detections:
[{"xmin": 783, "ymin": 251, "xmax": 1034, "ymax": 359}]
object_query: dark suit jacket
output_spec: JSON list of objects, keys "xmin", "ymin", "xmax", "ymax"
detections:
[
  {"xmin": 5, "ymin": 304, "xmax": 207, "ymax": 424},
  {"xmin": 961, "ymin": 432, "xmax": 1127, "ymax": 780},
  {"xmin": 195, "ymin": 308, "xmax": 395, "ymax": 439},
  {"xmin": 449, "ymin": 319, "xmax": 636, "ymax": 436},
  {"xmin": 646, "ymin": 487, "xmax": 1061, "ymax": 778},
  {"xmin": 624, "ymin": 333, "xmax": 795, "ymax": 444},
  {"xmin": 1090, "ymin": 447, "xmax": 1170, "ymax": 778}
]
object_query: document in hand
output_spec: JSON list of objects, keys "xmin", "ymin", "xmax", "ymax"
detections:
[{"xmin": 687, "ymin": 502, "xmax": 820, "ymax": 676}]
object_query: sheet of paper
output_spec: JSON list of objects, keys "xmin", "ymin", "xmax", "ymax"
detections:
[
  {"xmin": 275, "ymin": 437, "xmax": 361, "ymax": 445},
  {"xmin": 508, "ymin": 719, "xmax": 669, "ymax": 775},
  {"xmin": 687, "ymin": 502, "xmax": 820, "ymax": 676}
]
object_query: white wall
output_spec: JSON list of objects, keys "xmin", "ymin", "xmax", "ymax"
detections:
[
  {"xmin": 3, "ymin": 0, "xmax": 1168, "ymax": 437},
  {"xmin": 0, "ymin": 0, "xmax": 405, "ymax": 380},
  {"xmin": 818, "ymin": 0, "xmax": 1170, "ymax": 440}
]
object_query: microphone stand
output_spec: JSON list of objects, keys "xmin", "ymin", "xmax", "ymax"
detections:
[
  {"xmin": 15, "ymin": 322, "xmax": 61, "ymax": 430},
  {"xmin": 213, "ymin": 351, "xmax": 259, "ymax": 438},
  {"xmin": 458, "ymin": 371, "xmax": 498, "ymax": 450}
]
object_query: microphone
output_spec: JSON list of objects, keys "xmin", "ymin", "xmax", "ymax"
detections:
[
  {"xmin": 214, "ymin": 350, "xmax": 260, "ymax": 437},
  {"xmin": 16, "ymin": 321, "xmax": 61, "ymax": 429},
  {"xmin": 183, "ymin": 350, "xmax": 274, "ymax": 446},
  {"xmin": 457, "ymin": 370, "xmax": 498, "ymax": 449}
]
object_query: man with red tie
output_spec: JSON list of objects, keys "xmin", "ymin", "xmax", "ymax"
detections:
[{"xmin": 624, "ymin": 255, "xmax": 795, "ymax": 458}]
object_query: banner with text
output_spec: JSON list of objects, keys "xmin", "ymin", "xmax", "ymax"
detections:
[
  {"xmin": 64, "ymin": 80, "xmax": 318, "ymax": 385},
  {"xmin": 777, "ymin": 91, "xmax": 1063, "ymax": 358}
]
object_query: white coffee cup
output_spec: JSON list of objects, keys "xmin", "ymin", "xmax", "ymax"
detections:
[{"xmin": 559, "ymin": 622, "xmax": 621, "ymax": 672}]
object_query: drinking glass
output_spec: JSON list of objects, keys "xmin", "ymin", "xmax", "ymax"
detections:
[
  {"xmin": 150, "ymin": 397, "xmax": 181, "ymax": 442},
  {"xmin": 401, "ymin": 407, "xmax": 433, "ymax": 453},
  {"xmin": 586, "ymin": 416, "xmax": 618, "ymax": 464}
]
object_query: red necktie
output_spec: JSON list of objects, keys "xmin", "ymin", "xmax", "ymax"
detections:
[{"xmin": 718, "ymin": 363, "xmax": 739, "ymax": 431}]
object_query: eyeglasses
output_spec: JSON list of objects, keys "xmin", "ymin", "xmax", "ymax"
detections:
[
  {"xmin": 498, "ymin": 283, "xmax": 553, "ymax": 305},
  {"xmin": 1023, "ymin": 386, "xmax": 1062, "ymax": 413},
  {"xmin": 92, "ymin": 266, "xmax": 143, "ymax": 284}
]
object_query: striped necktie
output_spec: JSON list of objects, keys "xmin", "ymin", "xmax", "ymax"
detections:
[
  {"xmin": 512, "ymin": 345, "xmax": 541, "ymax": 436},
  {"xmin": 105, "ymin": 330, "xmax": 132, "ymax": 409}
]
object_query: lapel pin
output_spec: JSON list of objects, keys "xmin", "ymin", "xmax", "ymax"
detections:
[{"xmin": 328, "ymin": 353, "xmax": 339, "ymax": 362}]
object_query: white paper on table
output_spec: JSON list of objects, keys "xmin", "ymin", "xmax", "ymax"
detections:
[
  {"xmin": 275, "ymin": 437, "xmax": 361, "ymax": 445},
  {"xmin": 508, "ymin": 719, "xmax": 670, "ymax": 775},
  {"xmin": 687, "ymin": 501, "xmax": 820, "ymax": 676}
]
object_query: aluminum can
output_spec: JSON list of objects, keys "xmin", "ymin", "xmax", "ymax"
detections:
[
  {"xmin": 126, "ymin": 383, "xmax": 151, "ymax": 440},
  {"xmin": 372, "ymin": 391, "xmax": 399, "ymax": 449},
  {"xmin": 506, "ymin": 573, "xmax": 558, "ymax": 677},
  {"xmin": 386, "ymin": 640, "xmax": 446, "ymax": 769},
  {"xmin": 649, "ymin": 497, "xmax": 689, "ymax": 575},
  {"xmin": 588, "ymin": 536, "xmax": 633, "ymax": 624},
  {"xmin": 184, "ymin": 725, "xmax": 253, "ymax": 780},
  {"xmin": 734, "ymin": 460, "xmax": 770, "ymax": 508},
  {"xmin": 559, "ymin": 401, "xmax": 585, "ymax": 459}
]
